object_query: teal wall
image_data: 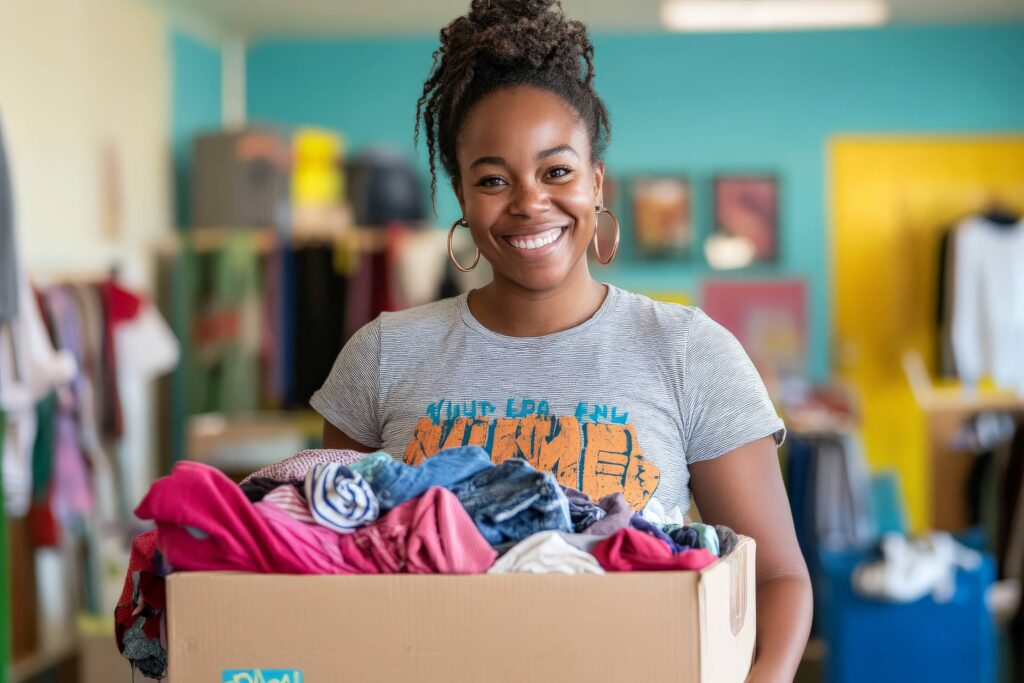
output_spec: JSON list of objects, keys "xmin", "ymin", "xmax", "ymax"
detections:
[
  {"xmin": 171, "ymin": 28, "xmax": 222, "ymax": 227},
  {"xmin": 245, "ymin": 25, "xmax": 1024, "ymax": 380}
]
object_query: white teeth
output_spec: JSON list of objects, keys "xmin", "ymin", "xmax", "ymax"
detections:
[{"xmin": 508, "ymin": 227, "xmax": 563, "ymax": 250}]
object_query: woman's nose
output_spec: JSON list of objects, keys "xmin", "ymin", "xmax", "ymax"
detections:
[{"xmin": 508, "ymin": 179, "xmax": 551, "ymax": 217}]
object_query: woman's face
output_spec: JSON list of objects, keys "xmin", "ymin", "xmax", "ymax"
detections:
[{"xmin": 454, "ymin": 85, "xmax": 604, "ymax": 293}]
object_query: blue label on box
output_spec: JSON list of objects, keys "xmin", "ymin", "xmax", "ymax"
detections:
[{"xmin": 221, "ymin": 670, "xmax": 303, "ymax": 683}]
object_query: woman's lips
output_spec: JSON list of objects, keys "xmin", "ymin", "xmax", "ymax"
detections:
[{"xmin": 503, "ymin": 225, "xmax": 567, "ymax": 252}]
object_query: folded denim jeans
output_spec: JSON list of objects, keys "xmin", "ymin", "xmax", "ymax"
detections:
[
  {"xmin": 449, "ymin": 458, "xmax": 573, "ymax": 545},
  {"xmin": 356, "ymin": 446, "xmax": 493, "ymax": 510}
]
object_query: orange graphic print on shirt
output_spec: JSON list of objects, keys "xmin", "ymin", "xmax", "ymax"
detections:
[{"xmin": 402, "ymin": 399, "xmax": 660, "ymax": 509}]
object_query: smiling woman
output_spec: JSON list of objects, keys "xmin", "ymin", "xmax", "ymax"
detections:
[{"xmin": 313, "ymin": 1, "xmax": 812, "ymax": 680}]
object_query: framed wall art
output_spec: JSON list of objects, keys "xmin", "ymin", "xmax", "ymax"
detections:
[
  {"xmin": 630, "ymin": 176, "xmax": 692, "ymax": 259},
  {"xmin": 713, "ymin": 175, "xmax": 779, "ymax": 263}
]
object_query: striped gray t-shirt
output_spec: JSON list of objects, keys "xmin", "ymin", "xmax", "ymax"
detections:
[{"xmin": 311, "ymin": 285, "xmax": 784, "ymax": 517}]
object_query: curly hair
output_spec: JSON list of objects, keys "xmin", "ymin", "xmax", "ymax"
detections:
[{"xmin": 414, "ymin": 0, "xmax": 612, "ymax": 211}]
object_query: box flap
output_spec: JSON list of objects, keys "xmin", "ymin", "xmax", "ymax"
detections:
[{"xmin": 697, "ymin": 536, "xmax": 757, "ymax": 683}]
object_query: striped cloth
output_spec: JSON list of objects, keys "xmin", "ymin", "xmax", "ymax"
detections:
[
  {"xmin": 304, "ymin": 463, "xmax": 379, "ymax": 533},
  {"xmin": 262, "ymin": 485, "xmax": 315, "ymax": 524}
]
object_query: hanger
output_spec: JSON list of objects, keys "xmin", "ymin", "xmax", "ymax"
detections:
[{"xmin": 979, "ymin": 194, "xmax": 1021, "ymax": 228}]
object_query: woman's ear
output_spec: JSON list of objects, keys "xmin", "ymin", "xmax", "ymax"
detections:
[{"xmin": 592, "ymin": 161, "xmax": 606, "ymax": 208}]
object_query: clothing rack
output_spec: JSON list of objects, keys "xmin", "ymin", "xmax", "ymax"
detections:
[{"xmin": 3, "ymin": 250, "xmax": 153, "ymax": 683}]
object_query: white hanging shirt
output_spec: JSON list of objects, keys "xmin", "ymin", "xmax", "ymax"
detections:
[{"xmin": 951, "ymin": 216, "xmax": 1024, "ymax": 395}]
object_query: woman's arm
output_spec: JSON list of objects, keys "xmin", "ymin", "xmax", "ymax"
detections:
[
  {"xmin": 322, "ymin": 420, "xmax": 377, "ymax": 452},
  {"xmin": 689, "ymin": 436, "xmax": 812, "ymax": 683}
]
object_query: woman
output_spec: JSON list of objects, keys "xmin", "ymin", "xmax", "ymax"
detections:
[{"xmin": 314, "ymin": 1, "xmax": 812, "ymax": 679}]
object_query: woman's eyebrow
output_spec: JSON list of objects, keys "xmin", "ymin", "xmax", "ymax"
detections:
[
  {"xmin": 470, "ymin": 145, "xmax": 579, "ymax": 171},
  {"xmin": 470, "ymin": 155, "xmax": 505, "ymax": 170},
  {"xmin": 537, "ymin": 144, "xmax": 578, "ymax": 160}
]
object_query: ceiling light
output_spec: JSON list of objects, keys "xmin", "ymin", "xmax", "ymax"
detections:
[{"xmin": 661, "ymin": 0, "xmax": 890, "ymax": 32}]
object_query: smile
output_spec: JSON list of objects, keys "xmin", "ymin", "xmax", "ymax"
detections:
[{"xmin": 503, "ymin": 226, "xmax": 566, "ymax": 251}]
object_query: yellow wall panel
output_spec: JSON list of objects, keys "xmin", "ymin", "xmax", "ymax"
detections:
[{"xmin": 830, "ymin": 136, "xmax": 1024, "ymax": 530}]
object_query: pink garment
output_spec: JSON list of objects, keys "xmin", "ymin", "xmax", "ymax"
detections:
[
  {"xmin": 136, "ymin": 461, "xmax": 364, "ymax": 574},
  {"xmin": 262, "ymin": 485, "xmax": 315, "ymax": 523},
  {"xmin": 351, "ymin": 486, "xmax": 497, "ymax": 574},
  {"xmin": 253, "ymin": 500, "xmax": 368, "ymax": 573},
  {"xmin": 241, "ymin": 448, "xmax": 367, "ymax": 485},
  {"xmin": 594, "ymin": 528, "xmax": 716, "ymax": 572},
  {"xmin": 51, "ymin": 413, "xmax": 93, "ymax": 522},
  {"xmin": 135, "ymin": 462, "xmax": 495, "ymax": 575}
]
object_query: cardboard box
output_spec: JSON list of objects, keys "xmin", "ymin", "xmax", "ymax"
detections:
[{"xmin": 167, "ymin": 536, "xmax": 756, "ymax": 682}]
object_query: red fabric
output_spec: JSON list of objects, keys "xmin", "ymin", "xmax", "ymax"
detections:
[
  {"xmin": 102, "ymin": 281, "xmax": 143, "ymax": 324},
  {"xmin": 593, "ymin": 528, "xmax": 716, "ymax": 572},
  {"xmin": 27, "ymin": 499, "xmax": 59, "ymax": 547},
  {"xmin": 114, "ymin": 529, "xmax": 160, "ymax": 654},
  {"xmin": 135, "ymin": 461, "xmax": 495, "ymax": 575},
  {"xmin": 98, "ymin": 281, "xmax": 142, "ymax": 439}
]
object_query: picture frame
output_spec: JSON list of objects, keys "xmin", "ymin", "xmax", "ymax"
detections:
[
  {"xmin": 702, "ymin": 278, "xmax": 807, "ymax": 379},
  {"xmin": 630, "ymin": 175, "xmax": 692, "ymax": 259},
  {"xmin": 712, "ymin": 174, "xmax": 780, "ymax": 263}
]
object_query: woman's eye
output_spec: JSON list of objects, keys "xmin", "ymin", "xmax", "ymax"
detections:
[
  {"xmin": 478, "ymin": 176, "xmax": 506, "ymax": 187},
  {"xmin": 548, "ymin": 166, "xmax": 573, "ymax": 179}
]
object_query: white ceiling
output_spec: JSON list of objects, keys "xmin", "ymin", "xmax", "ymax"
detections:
[{"xmin": 163, "ymin": 0, "xmax": 1024, "ymax": 39}]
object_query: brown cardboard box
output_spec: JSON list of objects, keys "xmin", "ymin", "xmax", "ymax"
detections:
[{"xmin": 167, "ymin": 536, "xmax": 756, "ymax": 682}]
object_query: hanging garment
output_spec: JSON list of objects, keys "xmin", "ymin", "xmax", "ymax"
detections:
[
  {"xmin": 189, "ymin": 233, "xmax": 262, "ymax": 413},
  {"xmin": 289, "ymin": 246, "xmax": 347, "ymax": 408},
  {"xmin": 935, "ymin": 227, "xmax": 958, "ymax": 378},
  {"xmin": 0, "ymin": 115, "xmax": 18, "ymax": 324},
  {"xmin": 45, "ymin": 285, "xmax": 117, "ymax": 524},
  {"xmin": 813, "ymin": 433, "xmax": 876, "ymax": 551},
  {"xmin": 0, "ymin": 275, "xmax": 76, "ymax": 516},
  {"xmin": 114, "ymin": 300, "xmax": 179, "ymax": 511},
  {"xmin": 393, "ymin": 228, "xmax": 448, "ymax": 309},
  {"xmin": 951, "ymin": 216, "xmax": 1024, "ymax": 395}
]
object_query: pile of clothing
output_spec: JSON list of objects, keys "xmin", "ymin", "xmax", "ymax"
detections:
[
  {"xmin": 852, "ymin": 531, "xmax": 983, "ymax": 604},
  {"xmin": 116, "ymin": 446, "xmax": 738, "ymax": 679}
]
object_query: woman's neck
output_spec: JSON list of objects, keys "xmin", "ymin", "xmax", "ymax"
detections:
[{"xmin": 468, "ymin": 265, "xmax": 608, "ymax": 338}]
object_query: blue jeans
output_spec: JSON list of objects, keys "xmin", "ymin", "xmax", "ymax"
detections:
[
  {"xmin": 357, "ymin": 446, "xmax": 493, "ymax": 510},
  {"xmin": 449, "ymin": 458, "xmax": 572, "ymax": 545}
]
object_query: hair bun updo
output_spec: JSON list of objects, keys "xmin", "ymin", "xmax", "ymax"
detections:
[{"xmin": 415, "ymin": 0, "xmax": 611, "ymax": 210}]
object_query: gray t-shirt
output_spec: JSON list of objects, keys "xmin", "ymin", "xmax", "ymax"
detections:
[{"xmin": 311, "ymin": 285, "xmax": 784, "ymax": 516}]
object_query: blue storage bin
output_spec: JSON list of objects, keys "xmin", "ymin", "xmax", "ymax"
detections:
[{"xmin": 821, "ymin": 548, "xmax": 997, "ymax": 683}]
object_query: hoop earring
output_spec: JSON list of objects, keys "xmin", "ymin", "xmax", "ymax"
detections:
[
  {"xmin": 592, "ymin": 206, "xmax": 620, "ymax": 265},
  {"xmin": 447, "ymin": 218, "xmax": 480, "ymax": 272}
]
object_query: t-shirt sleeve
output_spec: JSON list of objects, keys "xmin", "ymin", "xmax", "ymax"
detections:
[
  {"xmin": 681, "ymin": 309, "xmax": 786, "ymax": 465},
  {"xmin": 309, "ymin": 318, "xmax": 383, "ymax": 448}
]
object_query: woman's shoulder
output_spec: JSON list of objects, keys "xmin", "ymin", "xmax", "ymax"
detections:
[
  {"xmin": 608, "ymin": 286, "xmax": 712, "ymax": 336},
  {"xmin": 376, "ymin": 295, "xmax": 462, "ymax": 334}
]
